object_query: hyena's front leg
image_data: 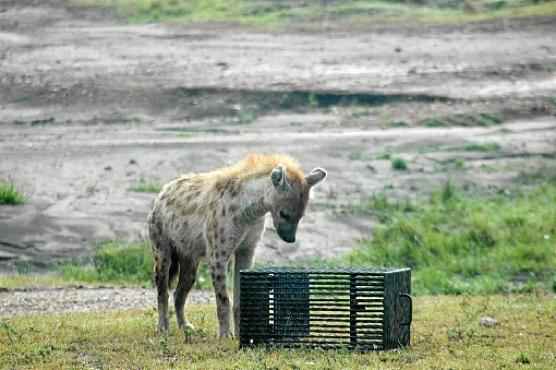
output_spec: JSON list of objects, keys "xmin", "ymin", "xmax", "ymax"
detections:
[
  {"xmin": 209, "ymin": 254, "xmax": 232, "ymax": 338},
  {"xmin": 233, "ymin": 246, "xmax": 256, "ymax": 338}
]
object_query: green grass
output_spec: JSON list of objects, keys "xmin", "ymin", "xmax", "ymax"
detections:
[
  {"xmin": 0, "ymin": 240, "xmax": 214, "ymax": 290},
  {"xmin": 0, "ymin": 181, "xmax": 25, "ymax": 205},
  {"xmin": 348, "ymin": 150, "xmax": 373, "ymax": 161},
  {"xmin": 1, "ymin": 294, "xmax": 555, "ymax": 369},
  {"xmin": 348, "ymin": 192, "xmax": 416, "ymax": 223},
  {"xmin": 236, "ymin": 109, "xmax": 257, "ymax": 125},
  {"xmin": 346, "ymin": 182, "xmax": 556, "ymax": 295},
  {"xmin": 128, "ymin": 178, "xmax": 162, "ymax": 193},
  {"xmin": 0, "ymin": 274, "xmax": 84, "ymax": 290},
  {"xmin": 72, "ymin": 0, "xmax": 556, "ymax": 28},
  {"xmin": 177, "ymin": 132, "xmax": 195, "ymax": 139},
  {"xmin": 420, "ymin": 142, "xmax": 501, "ymax": 154},
  {"xmin": 421, "ymin": 112, "xmax": 504, "ymax": 128},
  {"xmin": 56, "ymin": 241, "xmax": 213, "ymax": 289},
  {"xmin": 388, "ymin": 120, "xmax": 410, "ymax": 128},
  {"xmin": 391, "ymin": 157, "xmax": 409, "ymax": 170},
  {"xmin": 462, "ymin": 142, "xmax": 501, "ymax": 152},
  {"xmin": 59, "ymin": 241, "xmax": 154, "ymax": 285},
  {"xmin": 376, "ymin": 152, "xmax": 392, "ymax": 160},
  {"xmin": 450, "ymin": 158, "xmax": 466, "ymax": 169}
]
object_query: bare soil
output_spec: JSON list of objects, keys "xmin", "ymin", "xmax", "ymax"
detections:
[{"xmin": 1, "ymin": 0, "xmax": 555, "ymax": 272}]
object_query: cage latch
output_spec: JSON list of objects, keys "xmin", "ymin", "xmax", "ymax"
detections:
[{"xmin": 398, "ymin": 293, "xmax": 413, "ymax": 326}]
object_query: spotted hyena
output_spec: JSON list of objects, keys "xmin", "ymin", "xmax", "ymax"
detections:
[{"xmin": 148, "ymin": 153, "xmax": 327, "ymax": 338}]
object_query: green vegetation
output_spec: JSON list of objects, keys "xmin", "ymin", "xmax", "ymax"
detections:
[
  {"xmin": 0, "ymin": 181, "xmax": 25, "ymax": 205},
  {"xmin": 450, "ymin": 158, "xmax": 466, "ymax": 169},
  {"xmin": 59, "ymin": 241, "xmax": 153, "ymax": 285},
  {"xmin": 129, "ymin": 178, "xmax": 162, "ymax": 193},
  {"xmin": 419, "ymin": 142, "xmax": 501, "ymax": 154},
  {"xmin": 348, "ymin": 150, "xmax": 373, "ymax": 161},
  {"xmin": 177, "ymin": 132, "xmax": 194, "ymax": 139},
  {"xmin": 346, "ymin": 182, "xmax": 556, "ymax": 294},
  {"xmin": 72, "ymin": 0, "xmax": 556, "ymax": 28},
  {"xmin": 349, "ymin": 192, "xmax": 416, "ymax": 223},
  {"xmin": 388, "ymin": 120, "xmax": 410, "ymax": 128},
  {"xmin": 57, "ymin": 241, "xmax": 213, "ymax": 289},
  {"xmin": 376, "ymin": 152, "xmax": 392, "ymax": 160},
  {"xmin": 5, "ymin": 182, "xmax": 556, "ymax": 297},
  {"xmin": 391, "ymin": 157, "xmax": 409, "ymax": 170},
  {"xmin": 236, "ymin": 110, "xmax": 257, "ymax": 125},
  {"xmin": 421, "ymin": 112, "xmax": 504, "ymax": 128},
  {"xmin": 462, "ymin": 142, "xmax": 501, "ymax": 152},
  {"xmin": 0, "ymin": 274, "xmax": 81, "ymax": 290},
  {"xmin": 1, "ymin": 294, "xmax": 555, "ymax": 369}
]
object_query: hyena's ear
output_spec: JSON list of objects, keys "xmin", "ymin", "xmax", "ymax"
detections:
[
  {"xmin": 305, "ymin": 168, "xmax": 327, "ymax": 187},
  {"xmin": 271, "ymin": 165, "xmax": 290, "ymax": 192}
]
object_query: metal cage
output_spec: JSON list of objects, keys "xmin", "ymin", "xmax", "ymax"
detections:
[{"xmin": 239, "ymin": 267, "xmax": 412, "ymax": 351}]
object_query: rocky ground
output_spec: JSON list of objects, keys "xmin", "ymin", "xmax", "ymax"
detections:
[
  {"xmin": 0, "ymin": 286, "xmax": 213, "ymax": 317},
  {"xmin": 0, "ymin": 0, "xmax": 555, "ymax": 277}
]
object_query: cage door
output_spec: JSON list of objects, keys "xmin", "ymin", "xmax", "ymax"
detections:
[{"xmin": 273, "ymin": 272, "xmax": 310, "ymax": 339}]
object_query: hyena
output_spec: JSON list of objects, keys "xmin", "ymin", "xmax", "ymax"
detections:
[{"xmin": 147, "ymin": 153, "xmax": 327, "ymax": 338}]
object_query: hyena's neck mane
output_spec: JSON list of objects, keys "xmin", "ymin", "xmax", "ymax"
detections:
[{"xmin": 212, "ymin": 153, "xmax": 305, "ymax": 187}]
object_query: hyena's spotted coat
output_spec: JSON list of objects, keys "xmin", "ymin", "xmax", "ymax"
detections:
[{"xmin": 148, "ymin": 154, "xmax": 327, "ymax": 337}]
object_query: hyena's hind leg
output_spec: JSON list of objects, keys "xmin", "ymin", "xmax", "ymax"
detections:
[
  {"xmin": 152, "ymin": 241, "xmax": 176, "ymax": 334},
  {"xmin": 174, "ymin": 255, "xmax": 199, "ymax": 332},
  {"xmin": 149, "ymin": 213, "xmax": 175, "ymax": 334}
]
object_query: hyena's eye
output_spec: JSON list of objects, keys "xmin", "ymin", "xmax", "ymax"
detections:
[{"xmin": 279, "ymin": 210, "xmax": 292, "ymax": 222}]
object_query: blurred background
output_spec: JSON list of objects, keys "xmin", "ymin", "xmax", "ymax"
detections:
[{"xmin": 1, "ymin": 0, "xmax": 555, "ymax": 295}]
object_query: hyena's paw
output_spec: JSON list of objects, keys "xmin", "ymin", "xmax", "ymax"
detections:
[{"xmin": 183, "ymin": 321, "xmax": 195, "ymax": 332}]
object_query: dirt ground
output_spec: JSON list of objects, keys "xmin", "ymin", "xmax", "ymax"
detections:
[
  {"xmin": 1, "ymin": 0, "xmax": 555, "ymax": 272},
  {"xmin": 0, "ymin": 286, "xmax": 213, "ymax": 317}
]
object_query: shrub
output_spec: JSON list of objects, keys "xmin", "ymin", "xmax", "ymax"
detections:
[
  {"xmin": 129, "ymin": 179, "xmax": 162, "ymax": 193},
  {"xmin": 391, "ymin": 157, "xmax": 408, "ymax": 170},
  {"xmin": 0, "ymin": 181, "xmax": 25, "ymax": 205}
]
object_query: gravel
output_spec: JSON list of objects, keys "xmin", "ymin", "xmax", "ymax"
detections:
[{"xmin": 0, "ymin": 288, "xmax": 214, "ymax": 317}]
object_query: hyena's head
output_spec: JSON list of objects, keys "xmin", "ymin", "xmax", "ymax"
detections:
[{"xmin": 268, "ymin": 165, "xmax": 327, "ymax": 243}]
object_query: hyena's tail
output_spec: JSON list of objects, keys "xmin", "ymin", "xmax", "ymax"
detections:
[
  {"xmin": 168, "ymin": 248, "xmax": 179, "ymax": 289},
  {"xmin": 148, "ymin": 207, "xmax": 179, "ymax": 289}
]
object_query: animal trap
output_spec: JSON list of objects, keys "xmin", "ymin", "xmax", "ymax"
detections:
[{"xmin": 239, "ymin": 267, "xmax": 412, "ymax": 351}]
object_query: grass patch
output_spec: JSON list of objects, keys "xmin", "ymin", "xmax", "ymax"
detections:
[
  {"xmin": 2, "ymin": 241, "xmax": 214, "ymax": 290},
  {"xmin": 71, "ymin": 0, "xmax": 556, "ymax": 28},
  {"xmin": 462, "ymin": 142, "xmax": 501, "ymax": 152},
  {"xmin": 346, "ymin": 182, "xmax": 556, "ymax": 295},
  {"xmin": 1, "ymin": 294, "xmax": 555, "ymax": 368},
  {"xmin": 0, "ymin": 274, "xmax": 83, "ymax": 290},
  {"xmin": 349, "ymin": 192, "xmax": 416, "ymax": 223},
  {"xmin": 421, "ymin": 112, "xmax": 504, "ymax": 128},
  {"xmin": 388, "ymin": 120, "xmax": 410, "ymax": 128},
  {"xmin": 449, "ymin": 158, "xmax": 466, "ymax": 170},
  {"xmin": 391, "ymin": 157, "xmax": 409, "ymax": 171},
  {"xmin": 59, "ymin": 241, "xmax": 154, "ymax": 285},
  {"xmin": 177, "ymin": 132, "xmax": 195, "ymax": 139},
  {"xmin": 235, "ymin": 110, "xmax": 257, "ymax": 125},
  {"xmin": 57, "ymin": 241, "xmax": 213, "ymax": 289},
  {"xmin": 129, "ymin": 178, "xmax": 162, "ymax": 193},
  {"xmin": 376, "ymin": 152, "xmax": 392, "ymax": 160},
  {"xmin": 0, "ymin": 181, "xmax": 25, "ymax": 205},
  {"xmin": 348, "ymin": 150, "xmax": 374, "ymax": 161}
]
